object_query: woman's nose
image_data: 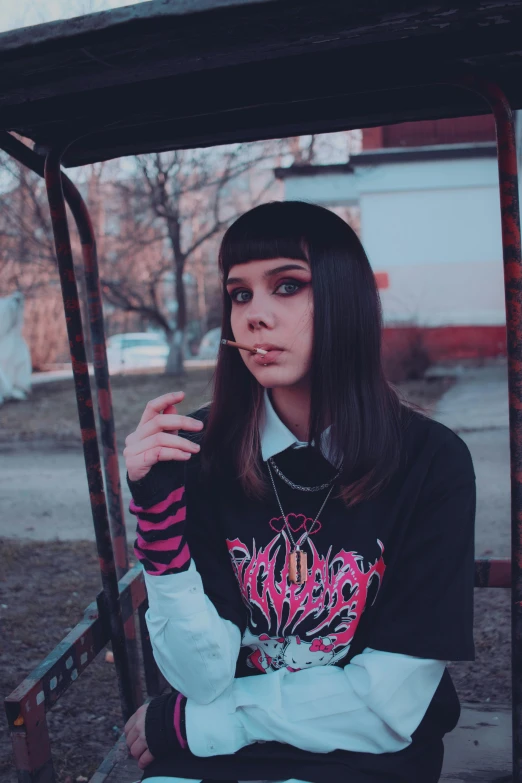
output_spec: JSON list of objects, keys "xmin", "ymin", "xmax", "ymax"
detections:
[
  {"xmin": 246, "ymin": 300, "xmax": 275, "ymax": 331},
  {"xmin": 247, "ymin": 310, "xmax": 277, "ymax": 330},
  {"xmin": 248, "ymin": 315, "xmax": 269, "ymax": 331}
]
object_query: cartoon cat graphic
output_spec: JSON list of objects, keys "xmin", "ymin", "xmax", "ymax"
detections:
[
  {"xmin": 242, "ymin": 630, "xmax": 286, "ymax": 672},
  {"xmin": 282, "ymin": 635, "xmax": 336, "ymax": 671}
]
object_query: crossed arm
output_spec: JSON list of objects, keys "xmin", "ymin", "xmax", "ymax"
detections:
[{"xmin": 141, "ymin": 563, "xmax": 445, "ymax": 758}]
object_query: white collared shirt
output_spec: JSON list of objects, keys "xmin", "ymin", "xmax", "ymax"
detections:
[{"xmin": 260, "ymin": 388, "xmax": 337, "ymax": 464}]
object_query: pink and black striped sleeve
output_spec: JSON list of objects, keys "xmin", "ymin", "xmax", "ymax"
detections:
[{"xmin": 127, "ymin": 460, "xmax": 191, "ymax": 576}]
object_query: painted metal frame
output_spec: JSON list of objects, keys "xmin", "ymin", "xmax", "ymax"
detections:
[
  {"xmin": 2, "ymin": 76, "xmax": 521, "ymax": 781},
  {"xmin": 2, "ymin": 133, "xmax": 167, "ymax": 782},
  {"xmin": 469, "ymin": 76, "xmax": 522, "ymax": 782}
]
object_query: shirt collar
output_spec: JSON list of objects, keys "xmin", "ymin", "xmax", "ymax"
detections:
[{"xmin": 259, "ymin": 388, "xmax": 337, "ymax": 466}]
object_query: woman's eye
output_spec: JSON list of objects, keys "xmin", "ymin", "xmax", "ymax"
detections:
[
  {"xmin": 230, "ymin": 289, "xmax": 252, "ymax": 303},
  {"xmin": 229, "ymin": 280, "xmax": 306, "ymax": 303},
  {"xmin": 275, "ymin": 280, "xmax": 304, "ymax": 296}
]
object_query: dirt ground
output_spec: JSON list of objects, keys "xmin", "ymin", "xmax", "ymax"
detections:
[
  {"xmin": 0, "ymin": 538, "xmax": 144, "ymax": 783},
  {"xmin": 0, "ymin": 368, "xmax": 453, "ymax": 449},
  {"xmin": 0, "ymin": 366, "xmax": 217, "ymax": 449},
  {"xmin": 2, "ymin": 371, "xmax": 508, "ymax": 782}
]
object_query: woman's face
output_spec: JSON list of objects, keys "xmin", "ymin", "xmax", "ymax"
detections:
[{"xmin": 225, "ymin": 257, "xmax": 314, "ymax": 389}]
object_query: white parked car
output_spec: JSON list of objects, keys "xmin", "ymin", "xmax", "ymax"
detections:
[
  {"xmin": 106, "ymin": 332, "xmax": 169, "ymax": 371},
  {"xmin": 197, "ymin": 327, "xmax": 221, "ymax": 359}
]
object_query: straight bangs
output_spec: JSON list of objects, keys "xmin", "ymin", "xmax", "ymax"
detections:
[
  {"xmin": 218, "ymin": 216, "xmax": 309, "ymax": 278},
  {"xmin": 202, "ymin": 200, "xmax": 406, "ymax": 508}
]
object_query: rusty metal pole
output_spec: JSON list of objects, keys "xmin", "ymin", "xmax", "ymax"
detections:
[
  {"xmin": 0, "ymin": 130, "xmax": 144, "ymax": 711},
  {"xmin": 455, "ymin": 76, "xmax": 522, "ymax": 782},
  {"xmin": 62, "ymin": 175, "xmax": 144, "ymax": 710},
  {"xmin": 0, "ymin": 130, "xmax": 160, "ymax": 717},
  {"xmin": 43, "ymin": 144, "xmax": 136, "ymax": 725},
  {"xmin": 62, "ymin": 177, "xmax": 130, "ymax": 578}
]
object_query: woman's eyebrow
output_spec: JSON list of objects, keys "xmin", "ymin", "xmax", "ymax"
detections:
[{"xmin": 226, "ymin": 264, "xmax": 309, "ymax": 286}]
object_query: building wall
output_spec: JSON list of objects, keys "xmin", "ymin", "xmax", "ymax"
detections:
[
  {"xmin": 360, "ymin": 170, "xmax": 505, "ymax": 328},
  {"xmin": 282, "ymin": 153, "xmax": 510, "ymax": 358},
  {"xmin": 363, "ymin": 115, "xmax": 496, "ymax": 149}
]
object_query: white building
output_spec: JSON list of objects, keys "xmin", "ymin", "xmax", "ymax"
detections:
[{"xmin": 276, "ymin": 118, "xmax": 515, "ymax": 362}]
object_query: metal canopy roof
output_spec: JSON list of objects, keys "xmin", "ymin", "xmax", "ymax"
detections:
[{"xmin": 1, "ymin": 0, "xmax": 522, "ymax": 167}]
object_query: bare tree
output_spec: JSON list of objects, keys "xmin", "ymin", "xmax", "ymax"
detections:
[
  {"xmin": 103, "ymin": 143, "xmax": 280, "ymax": 375},
  {"xmin": 0, "ymin": 156, "xmax": 58, "ymax": 294},
  {"xmin": 0, "ymin": 153, "xmax": 114, "ymax": 367},
  {"xmin": 0, "ymin": 129, "xmax": 358, "ymax": 370},
  {"xmin": 0, "ymin": 154, "xmax": 69, "ymax": 368}
]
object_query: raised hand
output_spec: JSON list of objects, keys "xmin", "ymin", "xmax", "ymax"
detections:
[{"xmin": 124, "ymin": 391, "xmax": 204, "ymax": 482}]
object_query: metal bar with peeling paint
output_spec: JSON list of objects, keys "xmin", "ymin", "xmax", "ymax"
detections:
[
  {"xmin": 4, "ymin": 566, "xmax": 144, "ymax": 719},
  {"xmin": 61, "ymin": 174, "xmax": 143, "ymax": 711},
  {"xmin": 0, "ymin": 127, "xmax": 157, "ymax": 703},
  {"xmin": 43, "ymin": 144, "xmax": 136, "ymax": 727},
  {"xmin": 454, "ymin": 74, "xmax": 522, "ymax": 783}
]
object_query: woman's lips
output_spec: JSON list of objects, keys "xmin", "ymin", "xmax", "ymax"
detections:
[{"xmin": 252, "ymin": 349, "xmax": 283, "ymax": 365}]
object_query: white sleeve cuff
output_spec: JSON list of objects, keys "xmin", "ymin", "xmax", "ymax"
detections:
[
  {"xmin": 186, "ymin": 680, "xmax": 253, "ymax": 756},
  {"xmin": 143, "ymin": 559, "xmax": 208, "ymax": 619},
  {"xmin": 185, "ymin": 648, "xmax": 446, "ymax": 756}
]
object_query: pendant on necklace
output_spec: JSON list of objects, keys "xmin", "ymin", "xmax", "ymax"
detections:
[{"xmin": 288, "ymin": 548, "xmax": 308, "ymax": 584}]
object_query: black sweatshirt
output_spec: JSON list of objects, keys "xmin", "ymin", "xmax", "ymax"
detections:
[{"xmin": 128, "ymin": 401, "xmax": 476, "ymax": 783}]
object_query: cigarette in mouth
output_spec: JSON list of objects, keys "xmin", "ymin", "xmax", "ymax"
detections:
[{"xmin": 221, "ymin": 339, "xmax": 268, "ymax": 356}]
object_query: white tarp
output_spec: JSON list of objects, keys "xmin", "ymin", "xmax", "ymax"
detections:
[{"xmin": 0, "ymin": 292, "xmax": 32, "ymax": 405}]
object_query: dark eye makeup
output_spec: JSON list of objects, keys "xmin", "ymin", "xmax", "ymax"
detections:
[{"xmin": 228, "ymin": 278, "xmax": 308, "ymax": 304}]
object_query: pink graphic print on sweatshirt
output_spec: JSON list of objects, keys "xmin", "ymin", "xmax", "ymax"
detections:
[{"xmin": 227, "ymin": 514, "xmax": 386, "ymax": 671}]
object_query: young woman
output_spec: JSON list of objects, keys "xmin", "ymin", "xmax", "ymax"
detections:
[{"xmin": 123, "ymin": 201, "xmax": 476, "ymax": 783}]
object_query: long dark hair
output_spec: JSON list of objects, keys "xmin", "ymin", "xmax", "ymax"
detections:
[{"xmin": 201, "ymin": 200, "xmax": 407, "ymax": 508}]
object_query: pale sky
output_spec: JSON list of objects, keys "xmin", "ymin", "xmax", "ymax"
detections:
[{"xmin": 0, "ymin": 0, "xmax": 149, "ymax": 34}]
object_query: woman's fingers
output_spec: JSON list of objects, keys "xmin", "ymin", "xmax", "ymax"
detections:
[
  {"xmin": 125, "ymin": 445, "xmax": 192, "ymax": 479},
  {"xmin": 138, "ymin": 390, "xmax": 185, "ymax": 428},
  {"xmin": 138, "ymin": 747, "xmax": 155, "ymax": 769},
  {"xmin": 125, "ymin": 392, "xmax": 205, "ymax": 481},
  {"xmin": 124, "ymin": 704, "xmax": 154, "ymax": 768},
  {"xmin": 124, "ymin": 714, "xmax": 137, "ymax": 742},
  {"xmin": 125, "ymin": 725, "xmax": 139, "ymax": 750},
  {"xmin": 128, "ymin": 413, "xmax": 204, "ymax": 445},
  {"xmin": 129, "ymin": 735, "xmax": 148, "ymax": 763},
  {"xmin": 126, "ymin": 447, "xmax": 192, "ymax": 479},
  {"xmin": 125, "ymin": 430, "xmax": 201, "ymax": 458}
]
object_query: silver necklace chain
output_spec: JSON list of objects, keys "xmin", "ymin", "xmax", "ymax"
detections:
[
  {"xmin": 268, "ymin": 456, "xmax": 343, "ymax": 492},
  {"xmin": 266, "ymin": 460, "xmax": 335, "ymax": 551}
]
